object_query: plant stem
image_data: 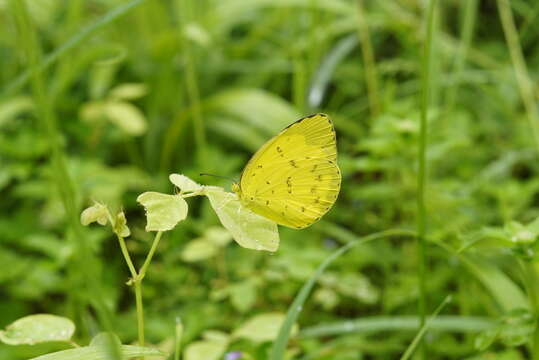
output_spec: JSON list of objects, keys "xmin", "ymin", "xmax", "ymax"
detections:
[
  {"xmin": 520, "ymin": 259, "xmax": 539, "ymax": 359},
  {"xmin": 133, "ymin": 231, "xmax": 164, "ymax": 348},
  {"xmin": 417, "ymin": 0, "xmax": 437, "ymax": 358},
  {"xmin": 135, "ymin": 282, "xmax": 145, "ymax": 347},
  {"xmin": 400, "ymin": 295, "xmax": 452, "ymax": 360},
  {"xmin": 139, "ymin": 231, "xmax": 164, "ymax": 279},
  {"xmin": 496, "ymin": 0, "xmax": 539, "ymax": 153},
  {"xmin": 444, "ymin": 0, "xmax": 478, "ymax": 115},
  {"xmin": 356, "ymin": 0, "xmax": 380, "ymax": 117},
  {"xmin": 116, "ymin": 234, "xmax": 138, "ymax": 279},
  {"xmin": 179, "ymin": 0, "xmax": 206, "ymax": 167},
  {"xmin": 116, "ymin": 230, "xmax": 163, "ymax": 349}
]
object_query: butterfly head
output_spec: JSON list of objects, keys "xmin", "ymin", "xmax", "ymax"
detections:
[{"xmin": 231, "ymin": 182, "xmax": 241, "ymax": 195}]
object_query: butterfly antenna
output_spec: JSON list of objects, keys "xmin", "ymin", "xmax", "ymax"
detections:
[{"xmin": 200, "ymin": 173, "xmax": 237, "ymax": 183}]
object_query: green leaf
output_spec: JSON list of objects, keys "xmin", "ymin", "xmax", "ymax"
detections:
[
  {"xmin": 184, "ymin": 335, "xmax": 228, "ymax": 360},
  {"xmin": 28, "ymin": 345, "xmax": 165, "ymax": 360},
  {"xmin": 103, "ymin": 100, "xmax": 147, "ymax": 136},
  {"xmin": 137, "ymin": 192, "xmax": 188, "ymax": 232},
  {"xmin": 475, "ymin": 328, "xmax": 500, "ymax": 351},
  {"xmin": 109, "ymin": 83, "xmax": 148, "ymax": 101},
  {"xmin": 79, "ymin": 102, "xmax": 105, "ymax": 123},
  {"xmin": 229, "ymin": 281, "xmax": 257, "ymax": 313},
  {"xmin": 204, "ymin": 226, "xmax": 232, "ymax": 247},
  {"xmin": 169, "ymin": 174, "xmax": 203, "ymax": 193},
  {"xmin": 0, "ymin": 314, "xmax": 75, "ymax": 345},
  {"xmin": 89, "ymin": 332, "xmax": 122, "ymax": 348},
  {"xmin": 459, "ymin": 254, "xmax": 529, "ymax": 312},
  {"xmin": 204, "ymin": 187, "xmax": 279, "ymax": 252},
  {"xmin": 505, "ymin": 221, "xmax": 536, "ymax": 244},
  {"xmin": 234, "ymin": 313, "xmax": 294, "ymax": 343},
  {"xmin": 207, "ymin": 88, "xmax": 300, "ymax": 150},
  {"xmin": 181, "ymin": 239, "xmax": 218, "ymax": 262},
  {"xmin": 80, "ymin": 202, "xmax": 110, "ymax": 226},
  {"xmin": 183, "ymin": 22, "xmax": 211, "ymax": 47},
  {"xmin": 0, "ymin": 96, "xmax": 33, "ymax": 128}
]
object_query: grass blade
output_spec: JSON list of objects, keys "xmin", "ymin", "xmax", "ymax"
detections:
[
  {"xmin": 1, "ymin": 0, "xmax": 148, "ymax": 98},
  {"xmin": 269, "ymin": 229, "xmax": 415, "ymax": 360},
  {"xmin": 400, "ymin": 295, "xmax": 452, "ymax": 360}
]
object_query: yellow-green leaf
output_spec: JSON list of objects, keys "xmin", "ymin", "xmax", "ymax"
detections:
[
  {"xmin": 137, "ymin": 192, "xmax": 188, "ymax": 232},
  {"xmin": 169, "ymin": 174, "xmax": 203, "ymax": 193},
  {"xmin": 204, "ymin": 187, "xmax": 279, "ymax": 252},
  {"xmin": 233, "ymin": 313, "xmax": 296, "ymax": 343},
  {"xmin": 104, "ymin": 101, "xmax": 147, "ymax": 136},
  {"xmin": 80, "ymin": 202, "xmax": 110, "ymax": 226},
  {"xmin": 0, "ymin": 314, "xmax": 75, "ymax": 345},
  {"xmin": 181, "ymin": 239, "xmax": 218, "ymax": 262},
  {"xmin": 109, "ymin": 83, "xmax": 148, "ymax": 101}
]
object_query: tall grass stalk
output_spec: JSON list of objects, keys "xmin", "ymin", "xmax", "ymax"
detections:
[
  {"xmin": 496, "ymin": 0, "xmax": 539, "ymax": 152},
  {"xmin": 399, "ymin": 296, "xmax": 452, "ymax": 360},
  {"xmin": 10, "ymin": 1, "xmax": 120, "ymax": 358},
  {"xmin": 179, "ymin": 0, "xmax": 207, "ymax": 166},
  {"xmin": 1, "ymin": 0, "xmax": 147, "ymax": 98},
  {"xmin": 417, "ymin": 0, "xmax": 438, "ymax": 358},
  {"xmin": 355, "ymin": 0, "xmax": 380, "ymax": 117},
  {"xmin": 497, "ymin": 2, "xmax": 539, "ymax": 355},
  {"xmin": 444, "ymin": 0, "xmax": 478, "ymax": 114}
]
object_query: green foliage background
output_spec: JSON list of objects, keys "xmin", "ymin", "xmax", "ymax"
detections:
[{"xmin": 1, "ymin": 0, "xmax": 539, "ymax": 359}]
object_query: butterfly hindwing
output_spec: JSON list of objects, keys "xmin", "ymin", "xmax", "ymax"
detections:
[{"xmin": 239, "ymin": 114, "xmax": 341, "ymax": 229}]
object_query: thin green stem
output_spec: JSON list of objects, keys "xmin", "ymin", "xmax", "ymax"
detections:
[
  {"xmin": 135, "ymin": 282, "xmax": 145, "ymax": 347},
  {"xmin": 174, "ymin": 317, "xmax": 183, "ymax": 360},
  {"xmin": 179, "ymin": 0, "xmax": 206, "ymax": 166},
  {"xmin": 116, "ymin": 234, "xmax": 138, "ymax": 279},
  {"xmin": 129, "ymin": 230, "xmax": 164, "ymax": 350},
  {"xmin": 496, "ymin": 0, "xmax": 539, "ymax": 152},
  {"xmin": 445, "ymin": 0, "xmax": 478, "ymax": 114},
  {"xmin": 356, "ymin": 0, "xmax": 380, "ymax": 117},
  {"xmin": 139, "ymin": 231, "xmax": 164, "ymax": 279},
  {"xmin": 400, "ymin": 295, "xmax": 452, "ymax": 360},
  {"xmin": 417, "ymin": 0, "xmax": 438, "ymax": 359},
  {"xmin": 519, "ymin": 259, "xmax": 539, "ymax": 359}
]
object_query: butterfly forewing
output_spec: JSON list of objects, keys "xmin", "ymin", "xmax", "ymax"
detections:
[{"xmin": 239, "ymin": 114, "xmax": 341, "ymax": 229}]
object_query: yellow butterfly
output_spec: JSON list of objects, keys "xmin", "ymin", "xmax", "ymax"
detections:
[{"xmin": 232, "ymin": 113, "xmax": 341, "ymax": 229}]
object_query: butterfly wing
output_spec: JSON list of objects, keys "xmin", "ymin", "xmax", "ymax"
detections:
[{"xmin": 239, "ymin": 113, "xmax": 341, "ymax": 229}]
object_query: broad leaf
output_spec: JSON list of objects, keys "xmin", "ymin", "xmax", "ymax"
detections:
[
  {"xmin": 137, "ymin": 192, "xmax": 188, "ymax": 232},
  {"xmin": 28, "ymin": 345, "xmax": 164, "ymax": 360},
  {"xmin": 0, "ymin": 314, "xmax": 75, "ymax": 345},
  {"xmin": 104, "ymin": 101, "xmax": 147, "ymax": 136},
  {"xmin": 204, "ymin": 187, "xmax": 279, "ymax": 252},
  {"xmin": 234, "ymin": 313, "xmax": 295, "ymax": 343}
]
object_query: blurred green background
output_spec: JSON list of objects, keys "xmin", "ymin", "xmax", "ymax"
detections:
[{"xmin": 2, "ymin": 0, "xmax": 539, "ymax": 359}]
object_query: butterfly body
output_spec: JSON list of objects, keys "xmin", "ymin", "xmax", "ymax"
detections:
[{"xmin": 232, "ymin": 113, "xmax": 341, "ymax": 229}]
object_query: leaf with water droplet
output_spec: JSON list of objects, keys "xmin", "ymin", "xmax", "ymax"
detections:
[{"xmin": 0, "ymin": 314, "xmax": 75, "ymax": 345}]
